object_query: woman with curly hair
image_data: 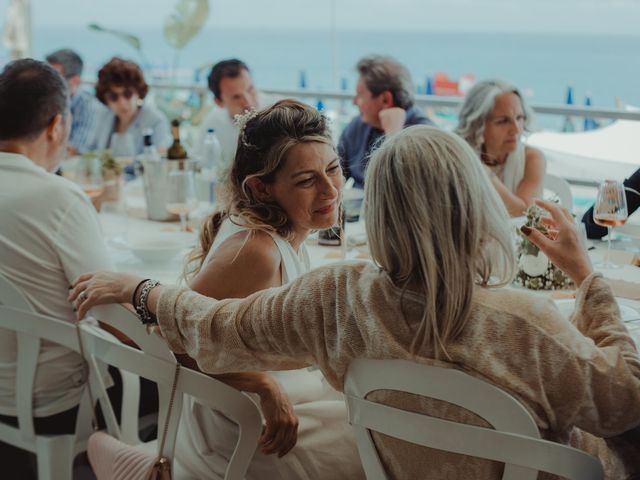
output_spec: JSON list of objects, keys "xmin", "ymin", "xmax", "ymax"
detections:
[{"xmin": 91, "ymin": 57, "xmax": 171, "ymax": 155}]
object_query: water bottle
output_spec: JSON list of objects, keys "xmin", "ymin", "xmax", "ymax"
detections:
[
  {"xmin": 202, "ymin": 128, "xmax": 222, "ymax": 171},
  {"xmin": 200, "ymin": 128, "xmax": 222, "ymax": 204},
  {"xmin": 141, "ymin": 129, "xmax": 161, "ymax": 163}
]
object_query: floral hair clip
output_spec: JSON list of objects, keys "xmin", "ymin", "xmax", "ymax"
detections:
[{"xmin": 234, "ymin": 109, "xmax": 260, "ymax": 149}]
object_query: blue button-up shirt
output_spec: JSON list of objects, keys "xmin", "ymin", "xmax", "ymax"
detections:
[
  {"xmin": 69, "ymin": 89, "xmax": 100, "ymax": 153},
  {"xmin": 338, "ymin": 106, "xmax": 435, "ymax": 188}
]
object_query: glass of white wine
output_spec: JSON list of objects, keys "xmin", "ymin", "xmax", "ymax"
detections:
[
  {"xmin": 593, "ymin": 179, "xmax": 628, "ymax": 269},
  {"xmin": 166, "ymin": 169, "xmax": 197, "ymax": 232}
]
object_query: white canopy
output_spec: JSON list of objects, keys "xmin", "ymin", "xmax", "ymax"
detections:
[{"xmin": 527, "ymin": 120, "xmax": 640, "ymax": 183}]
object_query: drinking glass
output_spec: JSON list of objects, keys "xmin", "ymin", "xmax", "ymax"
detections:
[
  {"xmin": 166, "ymin": 169, "xmax": 197, "ymax": 231},
  {"xmin": 593, "ymin": 179, "xmax": 628, "ymax": 268},
  {"xmin": 110, "ymin": 133, "xmax": 136, "ymax": 168},
  {"xmin": 100, "ymin": 199, "xmax": 128, "ymax": 246},
  {"xmin": 75, "ymin": 157, "xmax": 105, "ymax": 200}
]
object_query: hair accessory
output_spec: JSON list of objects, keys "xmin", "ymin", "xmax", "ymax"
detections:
[{"xmin": 234, "ymin": 109, "xmax": 260, "ymax": 149}]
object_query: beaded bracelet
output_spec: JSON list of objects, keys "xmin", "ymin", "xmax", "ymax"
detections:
[{"xmin": 134, "ymin": 279, "xmax": 160, "ymax": 325}]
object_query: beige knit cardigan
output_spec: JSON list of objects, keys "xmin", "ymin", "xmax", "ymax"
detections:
[{"xmin": 157, "ymin": 262, "xmax": 640, "ymax": 479}]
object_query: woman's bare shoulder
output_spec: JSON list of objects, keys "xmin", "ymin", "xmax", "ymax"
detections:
[
  {"xmin": 525, "ymin": 145, "xmax": 546, "ymax": 164},
  {"xmin": 213, "ymin": 229, "xmax": 281, "ymax": 268},
  {"xmin": 191, "ymin": 229, "xmax": 282, "ymax": 297}
]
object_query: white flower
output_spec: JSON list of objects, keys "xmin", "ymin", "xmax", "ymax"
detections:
[{"xmin": 519, "ymin": 252, "xmax": 549, "ymax": 277}]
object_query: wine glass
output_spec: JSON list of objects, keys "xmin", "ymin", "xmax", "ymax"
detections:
[
  {"xmin": 75, "ymin": 157, "xmax": 105, "ymax": 201},
  {"xmin": 109, "ymin": 132, "xmax": 136, "ymax": 169},
  {"xmin": 593, "ymin": 179, "xmax": 628, "ymax": 268},
  {"xmin": 100, "ymin": 199, "xmax": 128, "ymax": 246},
  {"xmin": 166, "ymin": 169, "xmax": 197, "ymax": 231}
]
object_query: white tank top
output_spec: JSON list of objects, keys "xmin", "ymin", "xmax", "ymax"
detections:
[
  {"xmin": 491, "ymin": 141, "xmax": 526, "ymax": 194},
  {"xmin": 201, "ymin": 216, "xmax": 320, "ymax": 403},
  {"xmin": 202, "ymin": 216, "xmax": 310, "ymax": 282}
]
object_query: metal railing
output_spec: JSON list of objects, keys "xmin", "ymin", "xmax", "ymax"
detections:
[{"xmin": 139, "ymin": 82, "xmax": 640, "ymax": 122}]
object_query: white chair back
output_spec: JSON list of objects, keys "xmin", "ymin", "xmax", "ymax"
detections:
[
  {"xmin": 81, "ymin": 304, "xmax": 262, "ymax": 479},
  {"xmin": 344, "ymin": 358, "xmax": 603, "ymax": 480},
  {"xmin": 543, "ymin": 173, "xmax": 574, "ymax": 211},
  {"xmin": 0, "ymin": 273, "xmax": 94, "ymax": 480}
]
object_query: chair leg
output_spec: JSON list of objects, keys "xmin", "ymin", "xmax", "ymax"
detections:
[{"xmin": 35, "ymin": 435, "xmax": 76, "ymax": 480}]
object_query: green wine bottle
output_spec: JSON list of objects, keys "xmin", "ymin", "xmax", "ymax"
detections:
[{"xmin": 167, "ymin": 119, "xmax": 187, "ymax": 160}]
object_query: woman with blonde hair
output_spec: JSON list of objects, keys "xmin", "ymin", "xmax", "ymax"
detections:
[
  {"xmin": 73, "ymin": 126, "xmax": 640, "ymax": 479},
  {"xmin": 456, "ymin": 79, "xmax": 546, "ymax": 216}
]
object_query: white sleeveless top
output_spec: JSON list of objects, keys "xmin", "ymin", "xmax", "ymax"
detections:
[
  {"xmin": 203, "ymin": 217, "xmax": 310, "ymax": 283},
  {"xmin": 177, "ymin": 217, "xmax": 361, "ymax": 480},
  {"xmin": 490, "ymin": 141, "xmax": 526, "ymax": 194}
]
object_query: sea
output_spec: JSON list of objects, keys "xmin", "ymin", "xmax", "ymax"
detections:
[
  {"xmin": 5, "ymin": 27, "xmax": 634, "ymax": 208},
  {"xmin": 6, "ymin": 27, "xmax": 639, "ymax": 115}
]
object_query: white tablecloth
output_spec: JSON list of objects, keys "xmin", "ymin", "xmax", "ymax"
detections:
[{"xmin": 103, "ymin": 189, "xmax": 640, "ymax": 347}]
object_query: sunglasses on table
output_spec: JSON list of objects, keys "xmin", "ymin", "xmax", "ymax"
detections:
[{"xmin": 106, "ymin": 89, "xmax": 134, "ymax": 103}]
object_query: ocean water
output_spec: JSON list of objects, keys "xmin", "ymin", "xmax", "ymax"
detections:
[{"xmin": 7, "ymin": 27, "xmax": 639, "ymax": 112}]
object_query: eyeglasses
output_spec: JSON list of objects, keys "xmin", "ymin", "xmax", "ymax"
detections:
[{"xmin": 105, "ymin": 89, "xmax": 134, "ymax": 103}]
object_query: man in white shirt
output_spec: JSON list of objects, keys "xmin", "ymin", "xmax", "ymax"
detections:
[
  {"xmin": 0, "ymin": 59, "xmax": 112, "ymax": 474},
  {"xmin": 195, "ymin": 59, "xmax": 276, "ymax": 169}
]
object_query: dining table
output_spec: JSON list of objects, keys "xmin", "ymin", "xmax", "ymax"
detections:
[{"xmin": 100, "ymin": 181, "xmax": 640, "ymax": 348}]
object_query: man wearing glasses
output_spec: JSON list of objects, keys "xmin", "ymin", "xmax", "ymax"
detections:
[{"xmin": 46, "ymin": 48, "xmax": 99, "ymax": 155}]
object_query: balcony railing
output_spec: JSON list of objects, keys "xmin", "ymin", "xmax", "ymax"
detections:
[{"xmin": 139, "ymin": 82, "xmax": 640, "ymax": 122}]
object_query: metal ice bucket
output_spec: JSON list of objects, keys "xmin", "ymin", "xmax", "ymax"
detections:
[{"xmin": 140, "ymin": 158, "xmax": 197, "ymax": 221}]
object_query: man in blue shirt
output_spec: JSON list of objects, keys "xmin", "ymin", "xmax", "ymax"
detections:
[
  {"xmin": 338, "ymin": 55, "xmax": 435, "ymax": 188},
  {"xmin": 46, "ymin": 49, "xmax": 99, "ymax": 154}
]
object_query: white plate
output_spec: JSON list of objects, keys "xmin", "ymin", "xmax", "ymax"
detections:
[
  {"xmin": 554, "ymin": 298, "xmax": 640, "ymax": 323},
  {"xmin": 127, "ymin": 239, "xmax": 185, "ymax": 263}
]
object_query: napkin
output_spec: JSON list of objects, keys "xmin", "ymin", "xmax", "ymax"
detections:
[
  {"xmin": 608, "ymin": 250, "xmax": 640, "ymax": 266},
  {"xmin": 604, "ymin": 278, "xmax": 640, "ymax": 300}
]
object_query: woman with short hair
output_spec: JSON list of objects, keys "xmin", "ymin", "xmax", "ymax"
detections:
[
  {"xmin": 456, "ymin": 79, "xmax": 546, "ymax": 216},
  {"xmin": 91, "ymin": 57, "xmax": 171, "ymax": 155},
  {"xmin": 73, "ymin": 126, "xmax": 640, "ymax": 479}
]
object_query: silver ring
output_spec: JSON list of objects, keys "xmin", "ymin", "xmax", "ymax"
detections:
[{"xmin": 79, "ymin": 290, "xmax": 88, "ymax": 301}]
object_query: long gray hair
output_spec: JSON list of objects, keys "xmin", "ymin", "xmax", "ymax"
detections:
[
  {"xmin": 364, "ymin": 126, "xmax": 515, "ymax": 358},
  {"xmin": 455, "ymin": 79, "xmax": 534, "ymax": 153}
]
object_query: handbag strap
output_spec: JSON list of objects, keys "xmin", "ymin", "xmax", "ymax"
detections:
[{"xmin": 157, "ymin": 363, "xmax": 181, "ymax": 457}]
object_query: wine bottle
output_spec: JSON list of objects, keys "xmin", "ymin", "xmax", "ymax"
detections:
[{"xmin": 167, "ymin": 119, "xmax": 187, "ymax": 160}]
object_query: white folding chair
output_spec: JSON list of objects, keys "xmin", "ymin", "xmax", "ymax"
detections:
[
  {"xmin": 81, "ymin": 303, "xmax": 263, "ymax": 479},
  {"xmin": 0, "ymin": 273, "xmax": 96, "ymax": 480},
  {"xmin": 344, "ymin": 358, "xmax": 603, "ymax": 480},
  {"xmin": 543, "ymin": 173, "xmax": 574, "ymax": 211}
]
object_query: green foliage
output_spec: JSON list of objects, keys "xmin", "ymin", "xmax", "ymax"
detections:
[
  {"xmin": 88, "ymin": 23, "xmax": 143, "ymax": 55},
  {"xmin": 82, "ymin": 150, "xmax": 123, "ymax": 176},
  {"xmin": 163, "ymin": 0, "xmax": 210, "ymax": 50}
]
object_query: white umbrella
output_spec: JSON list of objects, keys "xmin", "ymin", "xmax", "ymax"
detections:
[{"xmin": 2, "ymin": 0, "xmax": 31, "ymax": 60}]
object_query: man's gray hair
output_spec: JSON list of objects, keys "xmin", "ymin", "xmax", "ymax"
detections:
[
  {"xmin": 455, "ymin": 79, "xmax": 534, "ymax": 152},
  {"xmin": 45, "ymin": 48, "xmax": 83, "ymax": 78},
  {"xmin": 357, "ymin": 55, "xmax": 414, "ymax": 110}
]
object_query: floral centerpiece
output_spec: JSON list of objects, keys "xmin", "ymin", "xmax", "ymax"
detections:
[{"xmin": 514, "ymin": 204, "xmax": 573, "ymax": 290}]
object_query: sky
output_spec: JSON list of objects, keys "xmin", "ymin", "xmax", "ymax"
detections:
[{"xmin": 1, "ymin": 0, "xmax": 640, "ymax": 35}]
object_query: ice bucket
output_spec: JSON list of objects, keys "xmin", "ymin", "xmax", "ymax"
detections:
[{"xmin": 140, "ymin": 158, "xmax": 197, "ymax": 221}]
